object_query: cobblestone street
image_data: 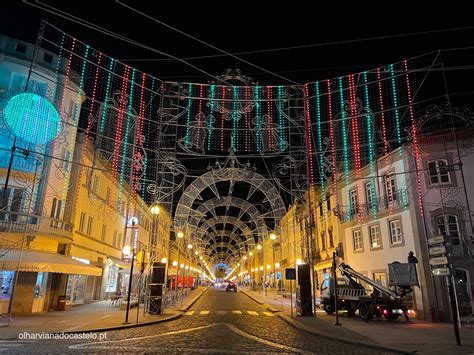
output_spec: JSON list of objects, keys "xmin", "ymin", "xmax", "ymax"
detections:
[{"xmin": 3, "ymin": 288, "xmax": 397, "ymax": 354}]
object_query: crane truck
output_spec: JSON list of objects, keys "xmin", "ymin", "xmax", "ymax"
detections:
[{"xmin": 320, "ymin": 263, "xmax": 415, "ymax": 321}]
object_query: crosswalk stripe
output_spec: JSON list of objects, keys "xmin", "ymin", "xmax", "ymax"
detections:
[
  {"xmin": 247, "ymin": 311, "xmax": 259, "ymax": 316},
  {"xmin": 184, "ymin": 311, "xmax": 195, "ymax": 316},
  {"xmin": 216, "ymin": 310, "xmax": 226, "ymax": 315},
  {"xmin": 200, "ymin": 310, "xmax": 210, "ymax": 315},
  {"xmin": 263, "ymin": 311, "xmax": 275, "ymax": 317},
  {"xmin": 232, "ymin": 310, "xmax": 242, "ymax": 314}
]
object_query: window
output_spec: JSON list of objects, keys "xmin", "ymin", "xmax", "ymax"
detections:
[
  {"xmin": 328, "ymin": 227, "xmax": 334, "ymax": 247},
  {"xmin": 350, "ymin": 189, "xmax": 359, "ymax": 214},
  {"xmin": 106, "ymin": 187, "xmax": 111, "ymax": 202},
  {"xmin": 79, "ymin": 212, "xmax": 86, "ymax": 232},
  {"xmin": 384, "ymin": 174, "xmax": 397, "ymax": 205},
  {"xmin": 92, "ymin": 176, "xmax": 99, "ymax": 195},
  {"xmin": 113, "ymin": 231, "xmax": 117, "ymax": 247},
  {"xmin": 320, "ymin": 231, "xmax": 326, "ymax": 250},
  {"xmin": 16, "ymin": 43, "xmax": 26, "ymax": 53},
  {"xmin": 319, "ymin": 202, "xmax": 323, "ymax": 217},
  {"xmin": 352, "ymin": 229, "xmax": 363, "ymax": 251},
  {"xmin": 428, "ymin": 160, "xmax": 450, "ymax": 184},
  {"xmin": 365, "ymin": 182, "xmax": 374, "ymax": 209},
  {"xmin": 10, "ymin": 189, "xmax": 24, "ymax": 222},
  {"xmin": 44, "ymin": 52, "xmax": 53, "ymax": 64},
  {"xmin": 436, "ymin": 214, "xmax": 460, "ymax": 245},
  {"xmin": 373, "ymin": 272, "xmax": 387, "ymax": 287},
  {"xmin": 326, "ymin": 197, "xmax": 331, "ymax": 212},
  {"xmin": 389, "ymin": 219, "xmax": 403, "ymax": 245},
  {"xmin": 101, "ymin": 224, "xmax": 107, "ymax": 242},
  {"xmin": 369, "ymin": 224, "xmax": 381, "ymax": 249},
  {"xmin": 87, "ymin": 216, "xmax": 93, "ymax": 235},
  {"xmin": 118, "ymin": 233, "xmax": 122, "ymax": 248}
]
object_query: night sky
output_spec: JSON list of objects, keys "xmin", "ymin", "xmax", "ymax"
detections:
[{"xmin": 1, "ymin": 1, "xmax": 474, "ymax": 86}]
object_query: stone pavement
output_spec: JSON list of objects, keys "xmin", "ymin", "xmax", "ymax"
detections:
[
  {"xmin": 0, "ymin": 287, "xmax": 207, "ymax": 340},
  {"xmin": 241, "ymin": 288, "xmax": 474, "ymax": 354}
]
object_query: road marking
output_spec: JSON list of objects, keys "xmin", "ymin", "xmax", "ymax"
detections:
[
  {"xmin": 263, "ymin": 312, "xmax": 275, "ymax": 317},
  {"xmin": 232, "ymin": 310, "xmax": 242, "ymax": 314},
  {"xmin": 200, "ymin": 310, "xmax": 210, "ymax": 315},
  {"xmin": 216, "ymin": 311, "xmax": 226, "ymax": 315},
  {"xmin": 184, "ymin": 311, "xmax": 195, "ymax": 316},
  {"xmin": 69, "ymin": 322, "xmax": 309, "ymax": 353},
  {"xmin": 247, "ymin": 311, "xmax": 258, "ymax": 316}
]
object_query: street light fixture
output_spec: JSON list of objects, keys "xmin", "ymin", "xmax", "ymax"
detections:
[
  {"xmin": 270, "ymin": 233, "xmax": 277, "ymax": 240},
  {"xmin": 161, "ymin": 257, "xmax": 167, "ymax": 264},
  {"xmin": 187, "ymin": 244, "xmax": 193, "ymax": 249},
  {"xmin": 177, "ymin": 231, "xmax": 184, "ymax": 239},
  {"xmin": 172, "ymin": 261, "xmax": 178, "ymax": 267},
  {"xmin": 150, "ymin": 205, "xmax": 161, "ymax": 216},
  {"xmin": 257, "ymin": 244, "xmax": 262, "ymax": 250},
  {"xmin": 275, "ymin": 262, "xmax": 280, "ymax": 268},
  {"xmin": 249, "ymin": 252, "xmax": 253, "ymax": 256}
]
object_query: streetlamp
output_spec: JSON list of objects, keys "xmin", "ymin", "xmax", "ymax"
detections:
[
  {"xmin": 124, "ymin": 217, "xmax": 138, "ymax": 324},
  {"xmin": 270, "ymin": 233, "xmax": 277, "ymax": 300},
  {"xmin": 175, "ymin": 231, "xmax": 184, "ymax": 304}
]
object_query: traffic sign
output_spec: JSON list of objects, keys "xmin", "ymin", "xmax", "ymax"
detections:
[
  {"xmin": 429, "ymin": 256, "xmax": 449, "ymax": 266},
  {"xmin": 429, "ymin": 245, "xmax": 447, "ymax": 255},
  {"xmin": 432, "ymin": 268, "xmax": 452, "ymax": 277},
  {"xmin": 427, "ymin": 235, "xmax": 445, "ymax": 245},
  {"xmin": 285, "ymin": 268, "xmax": 297, "ymax": 280}
]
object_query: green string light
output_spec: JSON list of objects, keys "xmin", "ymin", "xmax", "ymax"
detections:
[
  {"xmin": 389, "ymin": 64, "xmax": 408, "ymax": 207},
  {"xmin": 338, "ymin": 77, "xmax": 351, "ymax": 220},
  {"xmin": 232, "ymin": 86, "xmax": 238, "ymax": 151},
  {"xmin": 208, "ymin": 84, "xmax": 215, "ymax": 151},
  {"xmin": 363, "ymin": 71, "xmax": 377, "ymax": 219},
  {"xmin": 278, "ymin": 86, "xmax": 285, "ymax": 151}
]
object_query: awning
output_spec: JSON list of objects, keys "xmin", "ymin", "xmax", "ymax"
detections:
[
  {"xmin": 0, "ymin": 249, "xmax": 102, "ymax": 276},
  {"xmin": 109, "ymin": 257, "xmax": 131, "ymax": 269}
]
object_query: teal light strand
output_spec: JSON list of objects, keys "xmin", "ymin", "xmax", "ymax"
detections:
[
  {"xmin": 99, "ymin": 58, "xmax": 115, "ymax": 134},
  {"xmin": 389, "ymin": 64, "xmax": 408, "ymax": 207},
  {"xmin": 278, "ymin": 86, "xmax": 284, "ymax": 151},
  {"xmin": 208, "ymin": 84, "xmax": 215, "ymax": 151},
  {"xmin": 232, "ymin": 86, "xmax": 238, "ymax": 151},
  {"xmin": 185, "ymin": 83, "xmax": 193, "ymax": 146},
  {"xmin": 338, "ymin": 77, "xmax": 351, "ymax": 220},
  {"xmin": 363, "ymin": 71, "xmax": 377, "ymax": 218}
]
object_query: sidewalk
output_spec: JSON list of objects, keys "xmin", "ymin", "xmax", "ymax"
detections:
[
  {"xmin": 0, "ymin": 290, "xmax": 205, "ymax": 341},
  {"xmin": 241, "ymin": 288, "xmax": 474, "ymax": 354}
]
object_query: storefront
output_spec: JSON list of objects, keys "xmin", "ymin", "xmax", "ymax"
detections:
[{"xmin": 0, "ymin": 249, "xmax": 102, "ymax": 314}]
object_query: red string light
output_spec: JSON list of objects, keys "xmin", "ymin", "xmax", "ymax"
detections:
[
  {"xmin": 111, "ymin": 65, "xmax": 130, "ymax": 183},
  {"xmin": 327, "ymin": 79, "xmax": 336, "ymax": 196},
  {"xmin": 304, "ymin": 83, "xmax": 314, "ymax": 185},
  {"xmin": 376, "ymin": 68, "xmax": 388, "ymax": 154},
  {"xmin": 404, "ymin": 60, "xmax": 424, "ymax": 216}
]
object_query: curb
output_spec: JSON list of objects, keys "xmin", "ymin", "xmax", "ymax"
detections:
[
  {"xmin": 241, "ymin": 289, "xmax": 416, "ymax": 354},
  {"xmin": 240, "ymin": 290, "xmax": 279, "ymax": 313},
  {"xmin": 0, "ymin": 312, "xmax": 183, "ymax": 339},
  {"xmin": 276, "ymin": 313, "xmax": 417, "ymax": 354},
  {"xmin": 175, "ymin": 287, "xmax": 209, "ymax": 312}
]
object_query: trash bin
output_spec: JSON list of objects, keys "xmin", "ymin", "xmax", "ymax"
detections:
[{"xmin": 57, "ymin": 295, "xmax": 66, "ymax": 311}]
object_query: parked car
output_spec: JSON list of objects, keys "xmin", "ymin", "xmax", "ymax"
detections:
[{"xmin": 226, "ymin": 282, "xmax": 237, "ymax": 292}]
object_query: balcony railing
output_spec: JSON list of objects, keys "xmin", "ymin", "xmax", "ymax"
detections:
[
  {"xmin": 336, "ymin": 190, "xmax": 408, "ymax": 223},
  {"xmin": 0, "ymin": 211, "xmax": 72, "ymax": 239}
]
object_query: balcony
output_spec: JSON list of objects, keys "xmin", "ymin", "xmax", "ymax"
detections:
[
  {"xmin": 335, "ymin": 190, "xmax": 408, "ymax": 223},
  {"xmin": 0, "ymin": 211, "xmax": 72, "ymax": 241}
]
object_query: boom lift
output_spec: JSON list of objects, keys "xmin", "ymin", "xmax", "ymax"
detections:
[{"xmin": 320, "ymin": 263, "xmax": 415, "ymax": 321}]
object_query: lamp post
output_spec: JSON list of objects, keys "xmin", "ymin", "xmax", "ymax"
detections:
[
  {"xmin": 270, "ymin": 233, "xmax": 277, "ymax": 301},
  {"xmin": 175, "ymin": 231, "xmax": 183, "ymax": 305},
  {"xmin": 124, "ymin": 217, "xmax": 138, "ymax": 324}
]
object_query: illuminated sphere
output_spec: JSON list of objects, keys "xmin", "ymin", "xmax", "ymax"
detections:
[{"xmin": 4, "ymin": 93, "xmax": 61, "ymax": 145}]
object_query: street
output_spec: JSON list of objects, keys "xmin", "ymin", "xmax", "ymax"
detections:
[{"xmin": 3, "ymin": 288, "xmax": 396, "ymax": 354}]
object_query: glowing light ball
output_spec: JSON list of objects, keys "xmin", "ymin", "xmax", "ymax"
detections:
[{"xmin": 4, "ymin": 93, "xmax": 61, "ymax": 145}]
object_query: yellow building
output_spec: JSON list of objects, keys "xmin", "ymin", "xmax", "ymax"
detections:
[{"xmin": 65, "ymin": 136, "xmax": 171, "ymax": 306}]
